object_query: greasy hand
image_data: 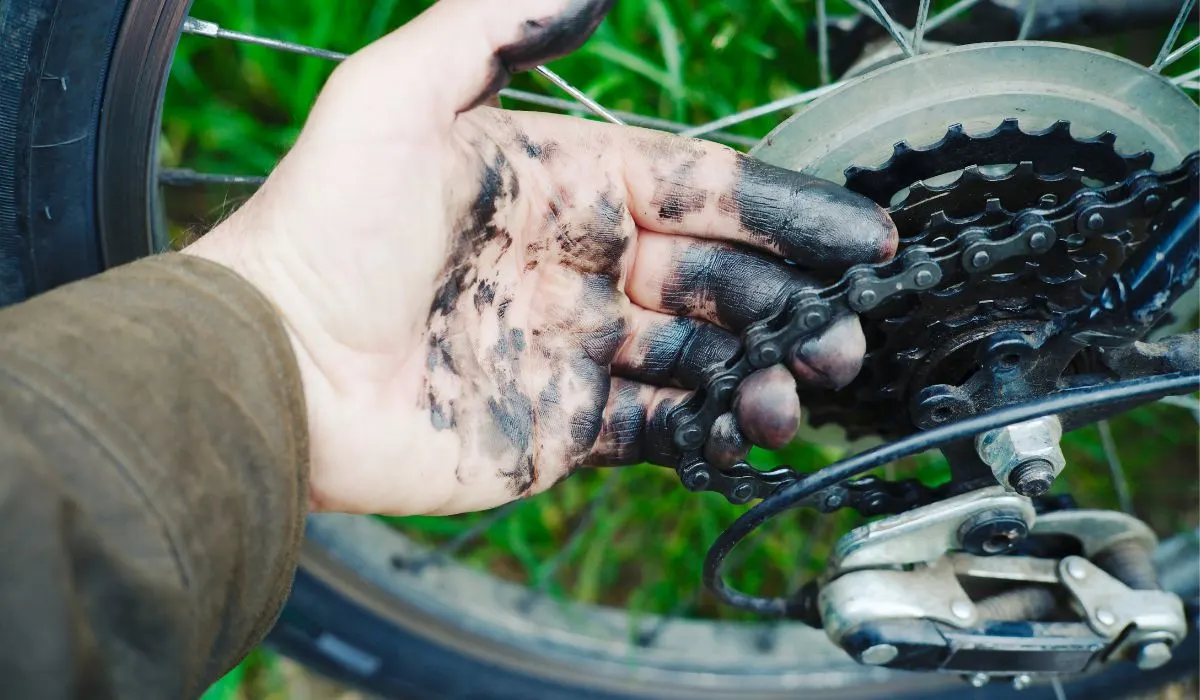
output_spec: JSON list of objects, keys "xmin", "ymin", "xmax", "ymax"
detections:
[{"xmin": 184, "ymin": 0, "xmax": 897, "ymax": 516}]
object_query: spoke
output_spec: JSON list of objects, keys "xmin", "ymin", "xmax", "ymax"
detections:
[
  {"xmin": 182, "ymin": 16, "xmax": 758, "ymax": 148},
  {"xmin": 182, "ymin": 17, "xmax": 348, "ymax": 61},
  {"xmin": 1017, "ymin": 0, "xmax": 1039, "ymax": 40},
  {"xmin": 679, "ymin": 81, "xmax": 846, "ymax": 138},
  {"xmin": 534, "ymin": 66, "xmax": 624, "ymax": 125},
  {"xmin": 159, "ymin": 168, "xmax": 266, "ymax": 187},
  {"xmin": 1051, "ymin": 678, "xmax": 1068, "ymax": 700},
  {"xmin": 1181, "ymin": 81, "xmax": 1200, "ymax": 91},
  {"xmin": 526, "ymin": 475, "xmax": 620, "ymax": 597},
  {"xmin": 911, "ymin": 0, "xmax": 932, "ymax": 55},
  {"xmin": 395, "ymin": 502, "xmax": 522, "ymax": 572},
  {"xmin": 500, "ymin": 90, "xmax": 757, "ymax": 145},
  {"xmin": 1162, "ymin": 36, "xmax": 1200, "ymax": 70},
  {"xmin": 925, "ymin": 0, "xmax": 986, "ymax": 34},
  {"xmin": 1097, "ymin": 420, "xmax": 1135, "ymax": 515},
  {"xmin": 862, "ymin": 0, "xmax": 915, "ymax": 57},
  {"xmin": 817, "ymin": 0, "xmax": 832, "ymax": 85},
  {"xmin": 1172, "ymin": 67, "xmax": 1200, "ymax": 84},
  {"xmin": 1151, "ymin": 0, "xmax": 1198, "ymax": 72}
]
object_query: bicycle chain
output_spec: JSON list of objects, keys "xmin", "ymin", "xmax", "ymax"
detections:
[{"xmin": 664, "ymin": 122, "xmax": 1199, "ymax": 510}]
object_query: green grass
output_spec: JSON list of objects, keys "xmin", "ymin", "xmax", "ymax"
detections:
[{"xmin": 172, "ymin": 1, "xmax": 1200, "ymax": 696}]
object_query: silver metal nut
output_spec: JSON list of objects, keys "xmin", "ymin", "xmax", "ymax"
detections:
[
  {"xmin": 860, "ymin": 643, "xmax": 899, "ymax": 665},
  {"xmin": 1136, "ymin": 641, "xmax": 1173, "ymax": 670},
  {"xmin": 975, "ymin": 417, "xmax": 1066, "ymax": 495}
]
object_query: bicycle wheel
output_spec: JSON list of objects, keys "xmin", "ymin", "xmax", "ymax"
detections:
[{"xmin": 0, "ymin": 0, "xmax": 1196, "ymax": 698}]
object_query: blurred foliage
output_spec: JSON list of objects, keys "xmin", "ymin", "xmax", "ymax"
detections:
[{"xmin": 171, "ymin": 1, "xmax": 1199, "ymax": 697}]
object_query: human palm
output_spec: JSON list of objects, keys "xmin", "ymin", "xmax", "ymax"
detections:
[{"xmin": 186, "ymin": 0, "xmax": 897, "ymax": 516}]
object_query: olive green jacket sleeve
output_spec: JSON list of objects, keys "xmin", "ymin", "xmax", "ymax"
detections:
[{"xmin": 0, "ymin": 254, "xmax": 309, "ymax": 699}]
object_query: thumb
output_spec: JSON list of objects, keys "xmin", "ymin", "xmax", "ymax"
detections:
[{"xmin": 353, "ymin": 0, "xmax": 614, "ymax": 119}]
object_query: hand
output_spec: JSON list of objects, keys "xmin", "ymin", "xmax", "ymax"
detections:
[{"xmin": 184, "ymin": 0, "xmax": 897, "ymax": 516}]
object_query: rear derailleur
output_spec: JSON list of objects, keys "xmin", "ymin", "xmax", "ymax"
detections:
[{"xmin": 816, "ymin": 485, "xmax": 1187, "ymax": 686}]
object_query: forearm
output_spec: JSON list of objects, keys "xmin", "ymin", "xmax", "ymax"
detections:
[{"xmin": 0, "ymin": 255, "xmax": 308, "ymax": 698}]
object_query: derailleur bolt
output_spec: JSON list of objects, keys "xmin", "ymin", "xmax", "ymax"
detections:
[
  {"xmin": 1009, "ymin": 458, "xmax": 1056, "ymax": 497},
  {"xmin": 859, "ymin": 643, "xmax": 898, "ymax": 666},
  {"xmin": 1136, "ymin": 641, "xmax": 1173, "ymax": 670},
  {"xmin": 967, "ymin": 673, "xmax": 990, "ymax": 688}
]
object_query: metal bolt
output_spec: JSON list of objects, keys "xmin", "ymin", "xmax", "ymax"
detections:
[
  {"xmin": 1096, "ymin": 608, "xmax": 1116, "ymax": 626},
  {"xmin": 677, "ymin": 424, "xmax": 703, "ymax": 448},
  {"xmin": 1065, "ymin": 557, "xmax": 1088, "ymax": 580},
  {"xmin": 1086, "ymin": 211, "xmax": 1106, "ymax": 231},
  {"xmin": 1143, "ymin": 193, "xmax": 1163, "ymax": 213},
  {"xmin": 731, "ymin": 483, "xmax": 754, "ymax": 503},
  {"xmin": 951, "ymin": 600, "xmax": 974, "ymax": 620},
  {"xmin": 860, "ymin": 643, "xmax": 899, "ymax": 666},
  {"xmin": 1136, "ymin": 641, "xmax": 1173, "ymax": 670},
  {"xmin": 856, "ymin": 289, "xmax": 878, "ymax": 308},
  {"xmin": 914, "ymin": 269, "xmax": 935, "ymax": 287},
  {"xmin": 684, "ymin": 468, "xmax": 711, "ymax": 491},
  {"xmin": 971, "ymin": 250, "xmax": 991, "ymax": 269},
  {"xmin": 967, "ymin": 673, "xmax": 990, "ymax": 688},
  {"xmin": 755, "ymin": 344, "xmax": 781, "ymax": 365},
  {"xmin": 822, "ymin": 492, "xmax": 845, "ymax": 511},
  {"xmin": 803, "ymin": 311, "xmax": 826, "ymax": 329},
  {"xmin": 1012, "ymin": 674, "xmax": 1033, "ymax": 691},
  {"xmin": 1028, "ymin": 231, "xmax": 1050, "ymax": 251},
  {"xmin": 1009, "ymin": 459, "xmax": 1056, "ymax": 497}
]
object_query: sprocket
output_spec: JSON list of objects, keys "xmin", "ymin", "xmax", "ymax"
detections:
[{"xmin": 797, "ymin": 119, "xmax": 1161, "ymax": 440}]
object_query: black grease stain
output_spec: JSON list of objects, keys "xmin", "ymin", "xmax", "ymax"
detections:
[
  {"xmin": 465, "ymin": 0, "xmax": 616, "ymax": 111},
  {"xmin": 623, "ymin": 317, "xmax": 738, "ymax": 388},
  {"xmin": 643, "ymin": 397, "xmax": 680, "ymax": 466},
  {"xmin": 660, "ymin": 241, "xmax": 820, "ymax": 331},
  {"xmin": 498, "ymin": 0, "xmax": 616, "ymax": 73},
  {"xmin": 499, "ymin": 456, "xmax": 536, "ymax": 497},
  {"xmin": 474, "ymin": 279, "xmax": 497, "ymax": 312},
  {"xmin": 497, "ymin": 296, "xmax": 512, "ymax": 319},
  {"xmin": 565, "ymin": 190, "xmax": 630, "ymax": 279},
  {"xmin": 650, "ymin": 157, "xmax": 707, "ymax": 222},
  {"xmin": 704, "ymin": 413, "xmax": 749, "ymax": 467},
  {"xmin": 427, "ymin": 331, "xmax": 458, "ymax": 373},
  {"xmin": 719, "ymin": 155, "xmax": 897, "ymax": 267},
  {"xmin": 515, "ymin": 132, "xmax": 559, "ymax": 163},
  {"xmin": 567, "ymin": 353, "xmax": 610, "ymax": 446},
  {"xmin": 488, "ymin": 379, "xmax": 537, "ymax": 495},
  {"xmin": 430, "ymin": 150, "xmax": 517, "ymax": 320},
  {"xmin": 585, "ymin": 379, "xmax": 646, "ymax": 466},
  {"xmin": 429, "ymin": 390, "xmax": 456, "ymax": 431}
]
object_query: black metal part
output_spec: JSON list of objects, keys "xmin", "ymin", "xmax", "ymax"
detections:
[
  {"xmin": 661, "ymin": 117, "xmax": 1198, "ymax": 510},
  {"xmin": 703, "ymin": 371, "xmax": 1200, "ymax": 617},
  {"xmin": 839, "ymin": 618, "xmax": 1111, "ymax": 676},
  {"xmin": 959, "ymin": 509, "xmax": 1031, "ymax": 556}
]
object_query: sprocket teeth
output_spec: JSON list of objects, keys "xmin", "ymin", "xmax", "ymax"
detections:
[{"xmin": 806, "ymin": 123, "xmax": 1191, "ymax": 441}]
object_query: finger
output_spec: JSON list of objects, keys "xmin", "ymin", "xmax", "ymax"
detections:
[
  {"xmin": 584, "ymin": 379, "xmax": 685, "ymax": 466},
  {"xmin": 733, "ymin": 365, "xmax": 801, "ymax": 449},
  {"xmin": 626, "ymin": 233, "xmax": 869, "ymax": 389},
  {"xmin": 351, "ymin": 0, "xmax": 614, "ymax": 119},
  {"xmin": 627, "ymin": 231, "xmax": 819, "ymax": 331},
  {"xmin": 611, "ymin": 307, "xmax": 740, "ymax": 388},
  {"xmin": 788, "ymin": 314, "xmax": 866, "ymax": 391},
  {"xmin": 704, "ymin": 413, "xmax": 750, "ymax": 468},
  {"xmin": 612, "ymin": 128, "xmax": 897, "ymax": 267}
]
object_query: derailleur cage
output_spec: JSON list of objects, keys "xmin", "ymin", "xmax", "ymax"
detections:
[{"xmin": 816, "ymin": 487, "xmax": 1187, "ymax": 683}]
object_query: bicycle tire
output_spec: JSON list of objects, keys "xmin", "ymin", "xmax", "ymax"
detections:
[{"xmin": 0, "ymin": 0, "xmax": 1195, "ymax": 697}]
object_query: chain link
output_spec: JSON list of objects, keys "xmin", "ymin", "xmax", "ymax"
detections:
[{"xmin": 668, "ymin": 151, "xmax": 1199, "ymax": 509}]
